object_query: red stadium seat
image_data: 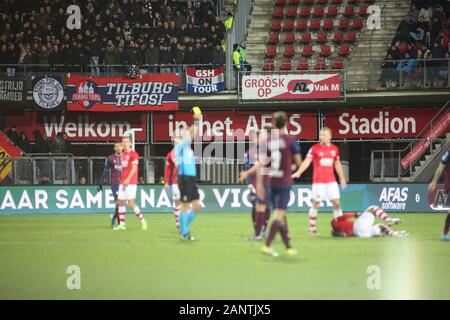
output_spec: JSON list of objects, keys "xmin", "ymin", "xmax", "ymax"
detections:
[
  {"xmin": 274, "ymin": 0, "xmax": 287, "ymax": 5},
  {"xmin": 359, "ymin": 5, "xmax": 369, "ymax": 16},
  {"xmin": 265, "ymin": 46, "xmax": 277, "ymax": 58},
  {"xmin": 332, "ymin": 31, "xmax": 344, "ymax": 43},
  {"xmin": 301, "ymin": 45, "xmax": 314, "ymax": 57},
  {"xmin": 288, "ymin": 0, "xmax": 301, "ymax": 5},
  {"xmin": 284, "ymin": 32, "xmax": 296, "ymax": 43},
  {"xmin": 286, "ymin": 6, "xmax": 298, "ymax": 18},
  {"xmin": 344, "ymin": 6, "xmax": 355, "ymax": 17},
  {"xmin": 319, "ymin": 45, "xmax": 332, "ymax": 57},
  {"xmin": 271, "ymin": 19, "xmax": 282, "ymax": 31},
  {"xmin": 323, "ymin": 18, "xmax": 334, "ymax": 30},
  {"xmin": 351, "ymin": 17, "xmax": 364, "ymax": 30},
  {"xmin": 331, "ymin": 0, "xmax": 343, "ymax": 4},
  {"xmin": 345, "ymin": 31, "xmax": 357, "ymax": 42},
  {"xmin": 331, "ymin": 57, "xmax": 345, "ymax": 69},
  {"xmin": 273, "ymin": 7, "xmax": 284, "ymax": 18},
  {"xmin": 300, "ymin": 31, "xmax": 312, "ymax": 43},
  {"xmin": 283, "ymin": 19, "xmax": 295, "ymax": 31},
  {"xmin": 338, "ymin": 43, "xmax": 351, "ymax": 56},
  {"xmin": 280, "ymin": 58, "xmax": 293, "ymax": 70},
  {"xmin": 296, "ymin": 19, "xmax": 308, "ymax": 30},
  {"xmin": 299, "ymin": 6, "xmax": 311, "ymax": 18},
  {"xmin": 283, "ymin": 45, "xmax": 296, "ymax": 57},
  {"xmin": 316, "ymin": 30, "xmax": 328, "ymax": 43},
  {"xmin": 268, "ymin": 32, "xmax": 280, "ymax": 45},
  {"xmin": 338, "ymin": 18, "xmax": 349, "ymax": 30},
  {"xmin": 397, "ymin": 42, "xmax": 408, "ymax": 53},
  {"xmin": 297, "ymin": 58, "xmax": 310, "ymax": 70},
  {"xmin": 326, "ymin": 5, "xmax": 338, "ymax": 17},
  {"xmin": 313, "ymin": 6, "xmax": 324, "ymax": 17},
  {"xmin": 314, "ymin": 58, "xmax": 327, "ymax": 70},
  {"xmin": 263, "ymin": 59, "xmax": 275, "ymax": 71},
  {"xmin": 309, "ymin": 19, "xmax": 321, "ymax": 30}
]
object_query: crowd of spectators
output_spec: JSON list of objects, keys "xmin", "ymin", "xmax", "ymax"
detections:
[
  {"xmin": 380, "ymin": 0, "xmax": 449, "ymax": 87},
  {"xmin": 5, "ymin": 126, "xmax": 71, "ymax": 154},
  {"xmin": 0, "ymin": 0, "xmax": 229, "ymax": 75}
]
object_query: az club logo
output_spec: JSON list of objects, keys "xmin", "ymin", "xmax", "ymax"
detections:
[
  {"xmin": 430, "ymin": 188, "xmax": 449, "ymax": 210},
  {"xmin": 288, "ymin": 80, "xmax": 312, "ymax": 94}
]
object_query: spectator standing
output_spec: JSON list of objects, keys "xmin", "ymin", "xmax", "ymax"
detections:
[
  {"xmin": 212, "ymin": 42, "xmax": 225, "ymax": 66},
  {"xmin": 233, "ymin": 43, "xmax": 243, "ymax": 88},
  {"xmin": 89, "ymin": 36, "xmax": 101, "ymax": 76},
  {"xmin": 240, "ymin": 41, "xmax": 252, "ymax": 74},
  {"xmin": 144, "ymin": 40, "xmax": 160, "ymax": 73}
]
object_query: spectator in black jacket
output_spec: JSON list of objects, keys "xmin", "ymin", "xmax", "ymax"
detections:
[
  {"xmin": 6, "ymin": 126, "xmax": 20, "ymax": 146},
  {"xmin": 89, "ymin": 36, "xmax": 101, "ymax": 76},
  {"xmin": 212, "ymin": 43, "xmax": 225, "ymax": 66},
  {"xmin": 144, "ymin": 40, "xmax": 160, "ymax": 73},
  {"xmin": 122, "ymin": 41, "xmax": 142, "ymax": 67}
]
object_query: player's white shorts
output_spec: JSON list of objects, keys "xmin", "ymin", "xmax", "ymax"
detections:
[
  {"xmin": 311, "ymin": 182, "xmax": 340, "ymax": 202},
  {"xmin": 170, "ymin": 184, "xmax": 180, "ymax": 201},
  {"xmin": 118, "ymin": 184, "xmax": 137, "ymax": 200},
  {"xmin": 353, "ymin": 211, "xmax": 382, "ymax": 238}
]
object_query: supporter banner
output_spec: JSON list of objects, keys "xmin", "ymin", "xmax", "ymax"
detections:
[
  {"xmin": 324, "ymin": 107, "xmax": 441, "ymax": 140},
  {"xmin": 3, "ymin": 112, "xmax": 148, "ymax": 143},
  {"xmin": 66, "ymin": 74, "xmax": 179, "ymax": 112},
  {"xmin": 186, "ymin": 67, "xmax": 225, "ymax": 94},
  {"xmin": 241, "ymin": 74, "xmax": 341, "ymax": 100},
  {"xmin": 152, "ymin": 111, "xmax": 318, "ymax": 142},
  {"xmin": 0, "ymin": 132, "xmax": 23, "ymax": 182},
  {"xmin": 32, "ymin": 76, "xmax": 66, "ymax": 112},
  {"xmin": 0, "ymin": 184, "xmax": 433, "ymax": 214},
  {"xmin": 401, "ymin": 111, "xmax": 450, "ymax": 169},
  {"xmin": 0, "ymin": 77, "xmax": 26, "ymax": 106}
]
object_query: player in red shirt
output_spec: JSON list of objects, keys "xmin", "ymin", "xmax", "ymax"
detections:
[
  {"xmin": 292, "ymin": 127, "xmax": 347, "ymax": 236},
  {"xmin": 331, "ymin": 205, "xmax": 406, "ymax": 238},
  {"xmin": 164, "ymin": 148, "xmax": 181, "ymax": 230},
  {"xmin": 428, "ymin": 148, "xmax": 450, "ymax": 241},
  {"xmin": 113, "ymin": 135, "xmax": 147, "ymax": 231}
]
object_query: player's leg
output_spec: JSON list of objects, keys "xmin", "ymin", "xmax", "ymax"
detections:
[
  {"xmin": 367, "ymin": 205, "xmax": 401, "ymax": 224},
  {"xmin": 114, "ymin": 185, "xmax": 127, "ymax": 231},
  {"xmin": 353, "ymin": 211, "xmax": 375, "ymax": 238},
  {"xmin": 171, "ymin": 184, "xmax": 181, "ymax": 230},
  {"xmin": 111, "ymin": 184, "xmax": 119, "ymax": 228},
  {"xmin": 377, "ymin": 224, "xmax": 409, "ymax": 237},
  {"xmin": 184, "ymin": 182, "xmax": 201, "ymax": 239},
  {"xmin": 329, "ymin": 182, "xmax": 343, "ymax": 219},
  {"xmin": 126, "ymin": 185, "xmax": 147, "ymax": 231},
  {"xmin": 441, "ymin": 190, "xmax": 450, "ymax": 241},
  {"xmin": 309, "ymin": 183, "xmax": 323, "ymax": 235}
]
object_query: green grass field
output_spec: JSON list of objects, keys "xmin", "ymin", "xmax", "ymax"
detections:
[{"xmin": 0, "ymin": 212, "xmax": 448, "ymax": 300}]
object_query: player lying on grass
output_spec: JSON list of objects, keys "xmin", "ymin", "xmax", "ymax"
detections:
[
  {"xmin": 331, "ymin": 205, "xmax": 407, "ymax": 238},
  {"xmin": 174, "ymin": 107, "xmax": 202, "ymax": 241},
  {"xmin": 292, "ymin": 127, "xmax": 347, "ymax": 236},
  {"xmin": 428, "ymin": 147, "xmax": 450, "ymax": 241},
  {"xmin": 97, "ymin": 141, "xmax": 122, "ymax": 228},
  {"xmin": 113, "ymin": 135, "xmax": 147, "ymax": 231},
  {"xmin": 242, "ymin": 130, "xmax": 271, "ymax": 240}
]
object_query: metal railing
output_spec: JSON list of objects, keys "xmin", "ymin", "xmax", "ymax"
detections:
[
  {"xmin": 0, "ymin": 155, "xmax": 244, "ymax": 185},
  {"xmin": 370, "ymin": 101, "xmax": 450, "ymax": 181}
]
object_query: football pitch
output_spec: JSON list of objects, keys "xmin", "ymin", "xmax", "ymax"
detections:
[{"xmin": 0, "ymin": 212, "xmax": 448, "ymax": 300}]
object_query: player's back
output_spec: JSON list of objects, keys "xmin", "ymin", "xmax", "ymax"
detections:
[
  {"xmin": 175, "ymin": 139, "xmax": 196, "ymax": 177},
  {"xmin": 265, "ymin": 134, "xmax": 298, "ymax": 186},
  {"xmin": 309, "ymin": 143, "xmax": 339, "ymax": 184}
]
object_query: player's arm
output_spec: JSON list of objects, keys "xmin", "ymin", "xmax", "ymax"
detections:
[
  {"xmin": 292, "ymin": 156, "xmax": 311, "ymax": 179},
  {"xmin": 189, "ymin": 106, "xmax": 202, "ymax": 138},
  {"xmin": 429, "ymin": 163, "xmax": 445, "ymax": 192},
  {"xmin": 239, "ymin": 161, "xmax": 262, "ymax": 182},
  {"xmin": 334, "ymin": 159, "xmax": 347, "ymax": 189},
  {"xmin": 292, "ymin": 140, "xmax": 303, "ymax": 170},
  {"xmin": 164, "ymin": 157, "xmax": 172, "ymax": 190}
]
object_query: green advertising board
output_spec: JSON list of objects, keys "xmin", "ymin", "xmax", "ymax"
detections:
[{"xmin": 0, "ymin": 184, "xmax": 435, "ymax": 214}]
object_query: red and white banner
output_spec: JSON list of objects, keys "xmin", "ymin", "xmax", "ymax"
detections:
[
  {"xmin": 401, "ymin": 111, "xmax": 450, "ymax": 169},
  {"xmin": 152, "ymin": 111, "xmax": 318, "ymax": 142},
  {"xmin": 4, "ymin": 112, "xmax": 148, "ymax": 143},
  {"xmin": 66, "ymin": 73, "xmax": 179, "ymax": 112},
  {"xmin": 324, "ymin": 108, "xmax": 442, "ymax": 140},
  {"xmin": 241, "ymin": 74, "xmax": 341, "ymax": 100}
]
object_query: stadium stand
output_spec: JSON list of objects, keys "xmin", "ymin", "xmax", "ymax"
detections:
[{"xmin": 0, "ymin": 0, "xmax": 227, "ymax": 70}]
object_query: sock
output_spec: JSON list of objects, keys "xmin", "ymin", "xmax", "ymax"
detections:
[
  {"xmin": 118, "ymin": 206, "xmax": 126, "ymax": 226},
  {"xmin": 251, "ymin": 206, "xmax": 257, "ymax": 234},
  {"xmin": 133, "ymin": 206, "xmax": 144, "ymax": 221},
  {"xmin": 186, "ymin": 210, "xmax": 197, "ymax": 234},
  {"xmin": 309, "ymin": 207, "xmax": 318, "ymax": 233},
  {"xmin": 283, "ymin": 215, "xmax": 290, "ymax": 239},
  {"xmin": 255, "ymin": 211, "xmax": 265, "ymax": 237},
  {"xmin": 265, "ymin": 220, "xmax": 282, "ymax": 247},
  {"xmin": 443, "ymin": 213, "xmax": 450, "ymax": 235},
  {"xmin": 279, "ymin": 222, "xmax": 291, "ymax": 249},
  {"xmin": 333, "ymin": 208, "xmax": 343, "ymax": 219},
  {"xmin": 173, "ymin": 205, "xmax": 180, "ymax": 228},
  {"xmin": 372, "ymin": 206, "xmax": 389, "ymax": 221},
  {"xmin": 113, "ymin": 205, "xmax": 119, "ymax": 224},
  {"xmin": 263, "ymin": 207, "xmax": 270, "ymax": 232},
  {"xmin": 179, "ymin": 211, "xmax": 188, "ymax": 236}
]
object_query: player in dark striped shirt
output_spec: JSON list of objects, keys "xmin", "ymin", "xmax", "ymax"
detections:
[{"xmin": 98, "ymin": 141, "xmax": 123, "ymax": 228}]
